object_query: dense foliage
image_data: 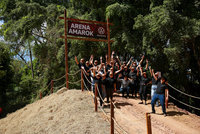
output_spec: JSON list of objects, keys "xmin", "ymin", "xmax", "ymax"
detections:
[{"xmin": 0, "ymin": 0, "xmax": 199, "ymax": 116}]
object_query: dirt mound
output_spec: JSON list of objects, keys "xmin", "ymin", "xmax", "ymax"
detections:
[{"xmin": 0, "ymin": 88, "xmax": 110, "ymax": 134}]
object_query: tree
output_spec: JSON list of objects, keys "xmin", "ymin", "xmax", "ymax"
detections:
[{"xmin": 0, "ymin": 42, "xmax": 13, "ymax": 109}]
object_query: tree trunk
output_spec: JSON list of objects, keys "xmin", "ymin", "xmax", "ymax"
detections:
[{"xmin": 28, "ymin": 43, "xmax": 34, "ymax": 79}]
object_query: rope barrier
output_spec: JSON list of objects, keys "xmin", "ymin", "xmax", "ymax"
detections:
[
  {"xmin": 95, "ymin": 82, "xmax": 129, "ymax": 134},
  {"xmin": 52, "ymin": 75, "xmax": 66, "ymax": 82},
  {"xmin": 168, "ymin": 83, "xmax": 200, "ymax": 99},
  {"xmin": 52, "ymin": 69, "xmax": 81, "ymax": 82},
  {"xmin": 83, "ymin": 79, "xmax": 94, "ymax": 96},
  {"xmin": 169, "ymin": 94, "xmax": 200, "ymax": 111},
  {"xmin": 112, "ymin": 117, "xmax": 128, "ymax": 134},
  {"xmin": 83, "ymin": 78, "xmax": 121, "ymax": 134},
  {"xmin": 67, "ymin": 79, "xmax": 81, "ymax": 84},
  {"xmin": 82, "ymin": 71, "xmax": 148, "ymax": 134},
  {"xmin": 99, "ymin": 106, "xmax": 121, "ymax": 134},
  {"xmin": 82, "ymin": 74, "xmax": 128, "ymax": 134},
  {"xmin": 36, "ymin": 82, "xmax": 52, "ymax": 99},
  {"xmin": 82, "ymin": 71, "xmax": 93, "ymax": 85},
  {"xmin": 54, "ymin": 82, "xmax": 66, "ymax": 90},
  {"xmin": 41, "ymin": 82, "xmax": 51, "ymax": 92},
  {"xmin": 68, "ymin": 70, "xmax": 81, "ymax": 76},
  {"xmin": 96, "ymin": 85, "xmax": 110, "ymax": 105}
]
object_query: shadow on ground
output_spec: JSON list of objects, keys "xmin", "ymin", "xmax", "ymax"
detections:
[{"xmin": 166, "ymin": 111, "xmax": 188, "ymax": 116}]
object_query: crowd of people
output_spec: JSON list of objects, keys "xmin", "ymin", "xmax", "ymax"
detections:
[{"xmin": 75, "ymin": 51, "xmax": 168, "ymax": 116}]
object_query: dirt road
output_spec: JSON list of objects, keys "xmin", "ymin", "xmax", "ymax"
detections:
[{"xmin": 103, "ymin": 93, "xmax": 200, "ymax": 134}]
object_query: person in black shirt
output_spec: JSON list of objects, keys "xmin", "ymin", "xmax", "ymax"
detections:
[
  {"xmin": 128, "ymin": 67, "xmax": 139, "ymax": 97},
  {"xmin": 118, "ymin": 75, "xmax": 131, "ymax": 98},
  {"xmin": 105, "ymin": 68, "xmax": 115, "ymax": 103},
  {"xmin": 151, "ymin": 76, "xmax": 168, "ymax": 116},
  {"xmin": 75, "ymin": 56, "xmax": 86, "ymax": 69},
  {"xmin": 139, "ymin": 66, "xmax": 150, "ymax": 105},
  {"xmin": 122, "ymin": 66, "xmax": 130, "ymax": 78}
]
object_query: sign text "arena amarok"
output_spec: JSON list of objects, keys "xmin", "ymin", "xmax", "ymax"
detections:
[{"xmin": 68, "ymin": 21, "xmax": 107, "ymax": 39}]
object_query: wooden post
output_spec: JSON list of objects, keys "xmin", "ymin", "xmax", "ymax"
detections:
[
  {"xmin": 107, "ymin": 18, "xmax": 111, "ymax": 63},
  {"xmin": 40, "ymin": 92, "xmax": 42, "ymax": 99},
  {"xmin": 95, "ymin": 83, "xmax": 98, "ymax": 112},
  {"xmin": 110, "ymin": 99, "xmax": 114, "ymax": 134},
  {"xmin": 64, "ymin": 9, "xmax": 69, "ymax": 89},
  {"xmin": 146, "ymin": 113, "xmax": 152, "ymax": 134},
  {"xmin": 81, "ymin": 69, "xmax": 84, "ymax": 91},
  {"xmin": 165, "ymin": 89, "xmax": 169, "ymax": 108},
  {"xmin": 51, "ymin": 80, "xmax": 54, "ymax": 93}
]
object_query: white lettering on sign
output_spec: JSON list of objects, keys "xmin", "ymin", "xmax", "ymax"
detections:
[
  {"xmin": 69, "ymin": 22, "xmax": 93, "ymax": 36},
  {"xmin": 68, "ymin": 28, "xmax": 93, "ymax": 36}
]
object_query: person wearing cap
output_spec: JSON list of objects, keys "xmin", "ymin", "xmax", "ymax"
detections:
[
  {"xmin": 151, "ymin": 76, "xmax": 168, "ymax": 116},
  {"xmin": 139, "ymin": 66, "xmax": 150, "ymax": 105}
]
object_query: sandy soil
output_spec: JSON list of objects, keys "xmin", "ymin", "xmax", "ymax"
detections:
[
  {"xmin": 0, "ymin": 88, "xmax": 111, "ymax": 134},
  {"xmin": 1, "ymin": 88, "xmax": 200, "ymax": 134},
  {"xmin": 103, "ymin": 93, "xmax": 200, "ymax": 134}
]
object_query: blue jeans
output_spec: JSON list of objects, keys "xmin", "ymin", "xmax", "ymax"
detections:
[
  {"xmin": 120, "ymin": 87, "xmax": 130, "ymax": 97},
  {"xmin": 151, "ymin": 93, "xmax": 166, "ymax": 114},
  {"xmin": 151, "ymin": 85, "xmax": 159, "ymax": 106}
]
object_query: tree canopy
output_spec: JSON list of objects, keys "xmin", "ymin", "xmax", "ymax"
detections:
[{"xmin": 0, "ymin": 0, "xmax": 199, "ymax": 116}]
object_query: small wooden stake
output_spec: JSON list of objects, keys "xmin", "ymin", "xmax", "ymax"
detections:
[
  {"xmin": 95, "ymin": 83, "xmax": 98, "ymax": 112},
  {"xmin": 146, "ymin": 113, "xmax": 152, "ymax": 134},
  {"xmin": 81, "ymin": 69, "xmax": 84, "ymax": 91},
  {"xmin": 110, "ymin": 99, "xmax": 114, "ymax": 134}
]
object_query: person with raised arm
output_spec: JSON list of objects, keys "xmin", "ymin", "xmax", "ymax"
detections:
[
  {"xmin": 128, "ymin": 66, "xmax": 139, "ymax": 98},
  {"xmin": 75, "ymin": 56, "xmax": 86, "ymax": 69},
  {"xmin": 151, "ymin": 76, "xmax": 168, "ymax": 116},
  {"xmin": 138, "ymin": 65, "xmax": 151, "ymax": 105},
  {"xmin": 92, "ymin": 65, "xmax": 104, "ymax": 107},
  {"xmin": 149, "ymin": 67, "xmax": 159, "ymax": 106}
]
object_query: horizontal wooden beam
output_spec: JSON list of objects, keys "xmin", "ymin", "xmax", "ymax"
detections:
[
  {"xmin": 59, "ymin": 17, "xmax": 113, "ymax": 25},
  {"xmin": 60, "ymin": 36, "xmax": 114, "ymax": 43}
]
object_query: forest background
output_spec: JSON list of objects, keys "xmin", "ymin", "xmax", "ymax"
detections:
[{"xmin": 0, "ymin": 0, "xmax": 200, "ymax": 117}]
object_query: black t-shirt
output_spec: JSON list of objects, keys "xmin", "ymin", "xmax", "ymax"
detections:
[
  {"xmin": 105, "ymin": 77, "xmax": 115, "ymax": 89},
  {"xmin": 106, "ymin": 64, "xmax": 117, "ymax": 72},
  {"xmin": 84, "ymin": 66, "xmax": 90, "ymax": 73},
  {"xmin": 129, "ymin": 70, "xmax": 137, "ymax": 80},
  {"xmin": 140, "ymin": 76, "xmax": 149, "ymax": 86},
  {"xmin": 94, "ymin": 76, "xmax": 102, "ymax": 84},
  {"xmin": 152, "ymin": 77, "xmax": 157, "ymax": 85},
  {"xmin": 156, "ymin": 81, "xmax": 167, "ymax": 94},
  {"xmin": 106, "ymin": 64, "xmax": 112, "ymax": 72},
  {"xmin": 122, "ymin": 69, "xmax": 130, "ymax": 78},
  {"xmin": 78, "ymin": 63, "xmax": 86, "ymax": 69}
]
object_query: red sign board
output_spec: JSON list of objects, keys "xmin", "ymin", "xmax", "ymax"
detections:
[{"xmin": 68, "ymin": 21, "xmax": 107, "ymax": 39}]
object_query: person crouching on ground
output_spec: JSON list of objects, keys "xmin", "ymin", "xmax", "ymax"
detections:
[
  {"xmin": 151, "ymin": 76, "xmax": 168, "ymax": 116},
  {"xmin": 118, "ymin": 75, "xmax": 131, "ymax": 98}
]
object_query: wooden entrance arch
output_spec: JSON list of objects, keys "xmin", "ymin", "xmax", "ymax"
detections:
[{"xmin": 59, "ymin": 9, "xmax": 113, "ymax": 89}]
